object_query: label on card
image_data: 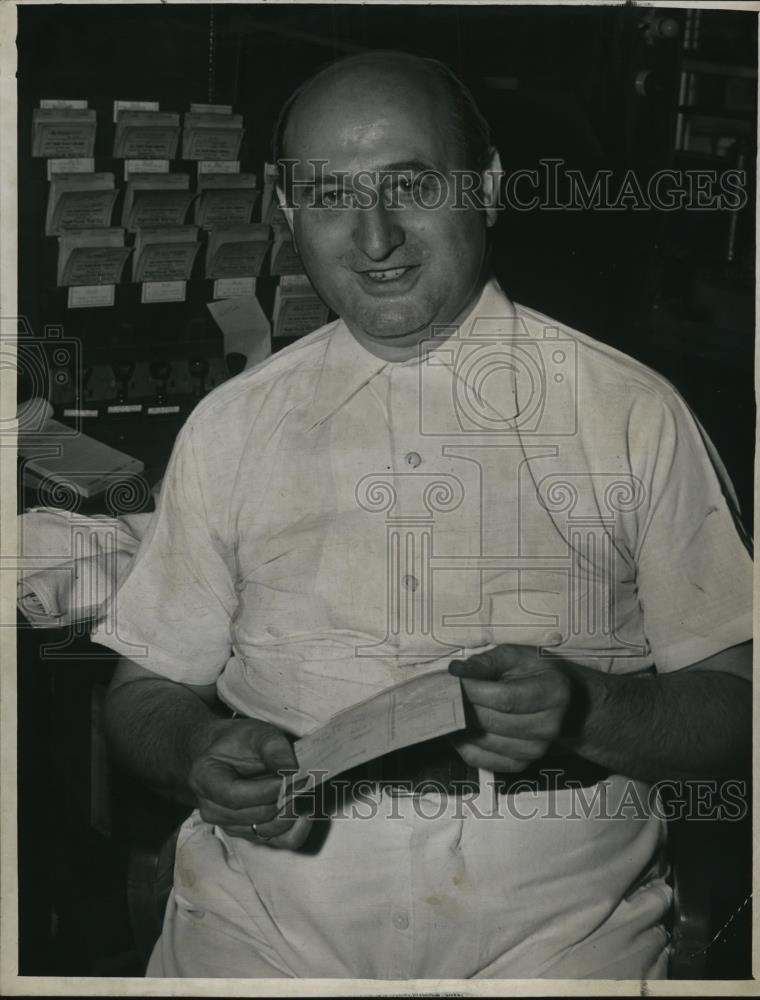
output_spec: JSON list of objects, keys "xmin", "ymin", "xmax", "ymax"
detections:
[
  {"xmin": 113, "ymin": 99, "xmax": 160, "ymax": 122},
  {"xmin": 147, "ymin": 405, "xmax": 181, "ymax": 415},
  {"xmin": 50, "ymin": 189, "xmax": 118, "ymax": 234},
  {"xmin": 47, "ymin": 157, "xmax": 94, "ymax": 179},
  {"xmin": 141, "ymin": 280, "xmax": 186, "ymax": 303},
  {"xmin": 134, "ymin": 242, "xmax": 199, "ymax": 282},
  {"xmin": 214, "ymin": 276, "xmax": 256, "ymax": 299},
  {"xmin": 107, "ymin": 404, "xmax": 143, "ymax": 414},
  {"xmin": 274, "ymin": 294, "xmax": 329, "ymax": 339},
  {"xmin": 34, "ymin": 123, "xmax": 96, "ymax": 158},
  {"xmin": 190, "ymin": 103, "xmax": 233, "ymax": 115},
  {"xmin": 198, "ymin": 160, "xmax": 241, "ymax": 174},
  {"xmin": 67, "ymin": 284, "xmax": 115, "ymax": 309},
  {"xmin": 183, "ymin": 129, "xmax": 243, "ymax": 161},
  {"xmin": 60, "ymin": 246, "xmax": 132, "ymax": 287},
  {"xmin": 124, "ymin": 159, "xmax": 170, "ymax": 178},
  {"xmin": 115, "ymin": 128, "xmax": 179, "ymax": 160},
  {"xmin": 41, "ymin": 99, "xmax": 88, "ymax": 109}
]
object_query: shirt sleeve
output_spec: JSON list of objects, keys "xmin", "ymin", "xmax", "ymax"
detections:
[
  {"xmin": 631, "ymin": 386, "xmax": 753, "ymax": 675},
  {"xmin": 92, "ymin": 419, "xmax": 237, "ymax": 685}
]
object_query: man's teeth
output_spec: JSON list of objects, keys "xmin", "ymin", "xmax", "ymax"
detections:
[{"xmin": 366, "ymin": 267, "xmax": 408, "ymax": 281}]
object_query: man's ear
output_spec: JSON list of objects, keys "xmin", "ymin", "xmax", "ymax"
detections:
[
  {"xmin": 276, "ymin": 185, "xmax": 295, "ymax": 235},
  {"xmin": 480, "ymin": 148, "xmax": 503, "ymax": 228}
]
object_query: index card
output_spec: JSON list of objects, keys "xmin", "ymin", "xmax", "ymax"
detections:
[{"xmin": 280, "ymin": 669, "xmax": 465, "ymax": 803}]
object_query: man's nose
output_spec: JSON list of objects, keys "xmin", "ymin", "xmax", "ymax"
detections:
[{"xmin": 352, "ymin": 202, "xmax": 404, "ymax": 261}]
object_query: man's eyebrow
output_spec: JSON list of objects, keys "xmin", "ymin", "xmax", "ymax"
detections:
[
  {"xmin": 378, "ymin": 159, "xmax": 440, "ymax": 175},
  {"xmin": 295, "ymin": 159, "xmax": 441, "ymax": 192}
]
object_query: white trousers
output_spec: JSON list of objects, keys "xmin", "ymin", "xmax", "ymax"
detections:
[{"xmin": 147, "ymin": 779, "xmax": 671, "ymax": 980}]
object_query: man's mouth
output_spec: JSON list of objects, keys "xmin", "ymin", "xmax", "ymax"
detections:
[{"xmin": 362, "ymin": 266, "xmax": 415, "ymax": 283}]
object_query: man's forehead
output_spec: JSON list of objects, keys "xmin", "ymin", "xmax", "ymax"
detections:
[{"xmin": 283, "ymin": 62, "xmax": 455, "ymax": 170}]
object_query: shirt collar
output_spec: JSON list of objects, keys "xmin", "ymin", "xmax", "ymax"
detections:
[{"xmin": 308, "ymin": 277, "xmax": 516, "ymax": 427}]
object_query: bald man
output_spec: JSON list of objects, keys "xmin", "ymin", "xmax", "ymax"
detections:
[{"xmin": 102, "ymin": 52, "xmax": 752, "ymax": 980}]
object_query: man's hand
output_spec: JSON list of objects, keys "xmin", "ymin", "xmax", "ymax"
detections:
[
  {"xmin": 448, "ymin": 645, "xmax": 572, "ymax": 772},
  {"xmin": 188, "ymin": 717, "xmax": 312, "ymax": 849}
]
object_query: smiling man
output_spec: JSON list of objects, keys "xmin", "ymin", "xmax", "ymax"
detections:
[
  {"xmin": 102, "ymin": 52, "xmax": 752, "ymax": 980},
  {"xmin": 276, "ymin": 55, "xmax": 498, "ymax": 358}
]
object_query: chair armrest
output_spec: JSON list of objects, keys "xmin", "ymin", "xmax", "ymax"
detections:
[
  {"xmin": 127, "ymin": 826, "xmax": 182, "ymax": 968},
  {"xmin": 668, "ymin": 817, "xmax": 712, "ymax": 979}
]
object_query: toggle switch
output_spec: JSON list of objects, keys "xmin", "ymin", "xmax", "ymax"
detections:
[
  {"xmin": 112, "ymin": 362, "xmax": 135, "ymax": 404},
  {"xmin": 149, "ymin": 361, "xmax": 172, "ymax": 405},
  {"xmin": 189, "ymin": 357, "xmax": 210, "ymax": 397}
]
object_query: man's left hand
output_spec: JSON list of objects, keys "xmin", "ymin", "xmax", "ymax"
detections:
[{"xmin": 448, "ymin": 645, "xmax": 572, "ymax": 773}]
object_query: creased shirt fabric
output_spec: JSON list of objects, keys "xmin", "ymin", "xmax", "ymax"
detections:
[
  {"xmin": 95, "ymin": 278, "xmax": 752, "ymax": 979},
  {"xmin": 96, "ymin": 278, "xmax": 752, "ymax": 718}
]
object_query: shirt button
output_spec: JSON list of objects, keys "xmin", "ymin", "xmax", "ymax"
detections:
[
  {"xmin": 405, "ymin": 451, "xmax": 422, "ymax": 468},
  {"xmin": 403, "ymin": 575, "xmax": 418, "ymax": 592},
  {"xmin": 392, "ymin": 908, "xmax": 410, "ymax": 930}
]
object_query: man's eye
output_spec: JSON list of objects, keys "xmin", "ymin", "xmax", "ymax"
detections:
[
  {"xmin": 388, "ymin": 174, "xmax": 441, "ymax": 203},
  {"xmin": 393, "ymin": 175, "xmax": 416, "ymax": 198},
  {"xmin": 317, "ymin": 189, "xmax": 352, "ymax": 209}
]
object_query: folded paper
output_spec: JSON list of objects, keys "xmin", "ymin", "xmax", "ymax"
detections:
[
  {"xmin": 132, "ymin": 225, "xmax": 200, "ymax": 282},
  {"xmin": 205, "ymin": 224, "xmax": 271, "ymax": 279},
  {"xmin": 269, "ymin": 221, "xmax": 302, "ymax": 276},
  {"xmin": 122, "ymin": 172, "xmax": 191, "ymax": 230},
  {"xmin": 195, "ymin": 173, "xmax": 259, "ymax": 227},
  {"xmin": 114, "ymin": 109, "xmax": 180, "ymax": 159},
  {"xmin": 45, "ymin": 172, "xmax": 117, "ymax": 236},
  {"xmin": 182, "ymin": 111, "xmax": 244, "ymax": 160},
  {"xmin": 272, "ymin": 274, "xmax": 329, "ymax": 338},
  {"xmin": 57, "ymin": 227, "xmax": 131, "ymax": 287},
  {"xmin": 207, "ymin": 293, "xmax": 271, "ymax": 367},
  {"xmin": 279, "ymin": 669, "xmax": 466, "ymax": 805},
  {"xmin": 32, "ymin": 107, "xmax": 97, "ymax": 158}
]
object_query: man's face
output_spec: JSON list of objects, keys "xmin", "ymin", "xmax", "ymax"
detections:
[{"xmin": 281, "ymin": 67, "xmax": 497, "ymax": 353}]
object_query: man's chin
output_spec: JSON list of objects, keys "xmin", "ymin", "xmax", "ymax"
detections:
[{"xmin": 354, "ymin": 307, "xmax": 435, "ymax": 345}]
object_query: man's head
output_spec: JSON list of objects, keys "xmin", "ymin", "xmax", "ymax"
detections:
[{"xmin": 273, "ymin": 51, "xmax": 502, "ymax": 358}]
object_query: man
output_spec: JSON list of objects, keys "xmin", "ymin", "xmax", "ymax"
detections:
[{"xmin": 101, "ymin": 51, "xmax": 752, "ymax": 979}]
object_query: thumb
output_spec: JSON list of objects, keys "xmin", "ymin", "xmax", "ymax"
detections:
[
  {"xmin": 256, "ymin": 726, "xmax": 297, "ymax": 773},
  {"xmin": 270, "ymin": 813, "xmax": 313, "ymax": 851},
  {"xmin": 450, "ymin": 646, "xmax": 510, "ymax": 680}
]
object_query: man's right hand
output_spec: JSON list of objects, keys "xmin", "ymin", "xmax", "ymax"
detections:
[{"xmin": 188, "ymin": 718, "xmax": 312, "ymax": 849}]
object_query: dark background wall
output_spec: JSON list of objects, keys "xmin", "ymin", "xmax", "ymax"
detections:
[{"xmin": 18, "ymin": 3, "xmax": 756, "ymax": 520}]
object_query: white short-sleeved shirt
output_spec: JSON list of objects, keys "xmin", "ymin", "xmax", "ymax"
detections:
[
  {"xmin": 96, "ymin": 278, "xmax": 752, "ymax": 733},
  {"xmin": 95, "ymin": 278, "xmax": 753, "ymax": 978}
]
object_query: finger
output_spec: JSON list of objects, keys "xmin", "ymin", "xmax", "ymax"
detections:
[
  {"xmin": 449, "ymin": 646, "xmax": 538, "ymax": 681},
  {"xmin": 266, "ymin": 814, "xmax": 314, "ymax": 851},
  {"xmin": 450, "ymin": 735, "xmax": 544, "ymax": 773},
  {"xmin": 196, "ymin": 797, "xmax": 282, "ymax": 828},
  {"xmin": 453, "ymin": 730, "xmax": 548, "ymax": 760},
  {"xmin": 256, "ymin": 730, "xmax": 299, "ymax": 774},
  {"xmin": 449, "ymin": 650, "xmax": 505, "ymax": 681},
  {"xmin": 243, "ymin": 813, "xmax": 301, "ymax": 841},
  {"xmin": 193, "ymin": 767, "xmax": 285, "ymax": 811},
  {"xmin": 465, "ymin": 701, "xmax": 561, "ymax": 740},
  {"xmin": 459, "ymin": 673, "xmax": 566, "ymax": 715}
]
